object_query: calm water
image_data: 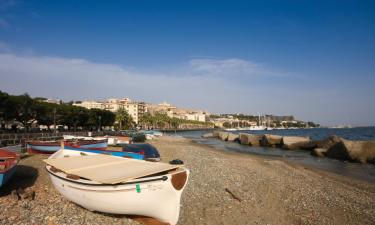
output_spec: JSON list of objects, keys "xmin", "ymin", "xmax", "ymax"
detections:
[{"xmin": 169, "ymin": 127, "xmax": 375, "ymax": 183}]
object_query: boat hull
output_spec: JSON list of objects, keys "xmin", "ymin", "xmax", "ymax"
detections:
[
  {"xmin": 0, "ymin": 165, "xmax": 17, "ymax": 187},
  {"xmin": 27, "ymin": 140, "xmax": 108, "ymax": 154},
  {"xmin": 46, "ymin": 149, "xmax": 189, "ymax": 225},
  {"xmin": 63, "ymin": 146, "xmax": 144, "ymax": 160},
  {"xmin": 0, "ymin": 149, "xmax": 19, "ymax": 187},
  {"xmin": 26, "ymin": 144, "xmax": 60, "ymax": 154},
  {"xmin": 49, "ymin": 172, "xmax": 185, "ymax": 224},
  {"xmin": 67, "ymin": 141, "xmax": 107, "ymax": 150}
]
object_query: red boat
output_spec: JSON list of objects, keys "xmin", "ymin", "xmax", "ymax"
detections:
[{"xmin": 0, "ymin": 149, "xmax": 19, "ymax": 187}]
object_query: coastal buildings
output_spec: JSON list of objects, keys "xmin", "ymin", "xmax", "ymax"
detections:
[
  {"xmin": 147, "ymin": 102, "xmax": 207, "ymax": 122},
  {"xmin": 74, "ymin": 98, "xmax": 146, "ymax": 124},
  {"xmin": 209, "ymin": 117, "xmax": 257, "ymax": 128},
  {"xmin": 73, "ymin": 101, "xmax": 104, "ymax": 110},
  {"xmin": 42, "ymin": 99, "xmax": 61, "ymax": 104}
]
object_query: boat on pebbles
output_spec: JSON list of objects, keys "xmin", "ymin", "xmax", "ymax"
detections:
[
  {"xmin": 27, "ymin": 139, "xmax": 108, "ymax": 154},
  {"xmin": 44, "ymin": 149, "xmax": 189, "ymax": 225},
  {"xmin": 0, "ymin": 148, "xmax": 19, "ymax": 187}
]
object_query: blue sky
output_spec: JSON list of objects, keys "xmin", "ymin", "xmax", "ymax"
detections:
[{"xmin": 0, "ymin": 0, "xmax": 374, "ymax": 125}]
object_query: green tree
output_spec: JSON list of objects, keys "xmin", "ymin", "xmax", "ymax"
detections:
[
  {"xmin": 6, "ymin": 93, "xmax": 37, "ymax": 131},
  {"xmin": 171, "ymin": 118, "xmax": 180, "ymax": 130},
  {"xmin": 34, "ymin": 102, "xmax": 55, "ymax": 131},
  {"xmin": 100, "ymin": 110, "xmax": 116, "ymax": 128},
  {"xmin": 87, "ymin": 108, "xmax": 103, "ymax": 131},
  {"xmin": 0, "ymin": 91, "xmax": 10, "ymax": 129}
]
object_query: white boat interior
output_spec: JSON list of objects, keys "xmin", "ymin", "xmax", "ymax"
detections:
[
  {"xmin": 44, "ymin": 149, "xmax": 189, "ymax": 225},
  {"xmin": 44, "ymin": 153, "xmax": 182, "ymax": 184}
]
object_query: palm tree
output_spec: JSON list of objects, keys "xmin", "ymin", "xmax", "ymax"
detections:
[{"xmin": 116, "ymin": 107, "xmax": 134, "ymax": 130}]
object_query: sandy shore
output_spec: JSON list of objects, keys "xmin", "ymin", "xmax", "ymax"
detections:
[{"xmin": 1, "ymin": 135, "xmax": 375, "ymax": 225}]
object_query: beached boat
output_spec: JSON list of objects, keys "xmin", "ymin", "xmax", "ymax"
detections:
[
  {"xmin": 27, "ymin": 139, "xmax": 108, "ymax": 154},
  {"xmin": 65, "ymin": 135, "xmax": 132, "ymax": 145},
  {"xmin": 0, "ymin": 149, "xmax": 19, "ymax": 187},
  {"xmin": 45, "ymin": 149, "xmax": 189, "ymax": 225},
  {"xmin": 63, "ymin": 146, "xmax": 145, "ymax": 160},
  {"xmin": 105, "ymin": 136, "xmax": 132, "ymax": 145},
  {"xmin": 142, "ymin": 130, "xmax": 163, "ymax": 137},
  {"xmin": 65, "ymin": 143, "xmax": 160, "ymax": 161},
  {"xmin": 63, "ymin": 135, "xmax": 107, "ymax": 141},
  {"xmin": 122, "ymin": 143, "xmax": 161, "ymax": 161},
  {"xmin": 139, "ymin": 130, "xmax": 163, "ymax": 140}
]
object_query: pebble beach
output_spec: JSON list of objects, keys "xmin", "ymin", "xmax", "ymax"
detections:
[{"xmin": 1, "ymin": 135, "xmax": 375, "ymax": 225}]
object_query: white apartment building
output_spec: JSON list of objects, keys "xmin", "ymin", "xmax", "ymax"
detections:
[
  {"xmin": 175, "ymin": 113, "xmax": 206, "ymax": 122},
  {"xmin": 42, "ymin": 99, "xmax": 61, "ymax": 104},
  {"xmin": 100, "ymin": 98, "xmax": 146, "ymax": 124},
  {"xmin": 73, "ymin": 98, "xmax": 143, "ymax": 124},
  {"xmin": 73, "ymin": 100, "xmax": 104, "ymax": 109}
]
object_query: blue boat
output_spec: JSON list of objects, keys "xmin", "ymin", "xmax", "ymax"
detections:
[
  {"xmin": 0, "ymin": 149, "xmax": 19, "ymax": 187},
  {"xmin": 63, "ymin": 146, "xmax": 145, "ymax": 160},
  {"xmin": 27, "ymin": 139, "xmax": 108, "ymax": 154}
]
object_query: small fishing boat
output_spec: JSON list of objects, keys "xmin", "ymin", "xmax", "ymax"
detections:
[
  {"xmin": 140, "ymin": 130, "xmax": 163, "ymax": 140},
  {"xmin": 64, "ymin": 143, "xmax": 161, "ymax": 161},
  {"xmin": 122, "ymin": 143, "xmax": 161, "ymax": 161},
  {"xmin": 63, "ymin": 135, "xmax": 107, "ymax": 141},
  {"xmin": 0, "ymin": 148, "xmax": 19, "ymax": 187},
  {"xmin": 27, "ymin": 139, "xmax": 108, "ymax": 154},
  {"xmin": 104, "ymin": 136, "xmax": 132, "ymax": 145},
  {"xmin": 140, "ymin": 130, "xmax": 163, "ymax": 137},
  {"xmin": 45, "ymin": 149, "xmax": 189, "ymax": 225},
  {"xmin": 63, "ymin": 146, "xmax": 145, "ymax": 160}
]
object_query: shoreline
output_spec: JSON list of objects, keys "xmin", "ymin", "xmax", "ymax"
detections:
[
  {"xmin": 150, "ymin": 136, "xmax": 375, "ymax": 225},
  {"xmin": 0, "ymin": 135, "xmax": 374, "ymax": 225},
  {"xmin": 190, "ymin": 137, "xmax": 375, "ymax": 187}
]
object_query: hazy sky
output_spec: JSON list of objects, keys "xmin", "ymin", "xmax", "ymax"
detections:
[{"xmin": 0, "ymin": 0, "xmax": 374, "ymax": 126}]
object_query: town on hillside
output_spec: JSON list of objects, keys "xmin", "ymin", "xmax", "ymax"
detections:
[{"xmin": 0, "ymin": 91, "xmax": 319, "ymax": 132}]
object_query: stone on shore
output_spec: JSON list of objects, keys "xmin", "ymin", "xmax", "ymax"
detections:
[
  {"xmin": 260, "ymin": 134, "xmax": 283, "ymax": 147},
  {"xmin": 311, "ymin": 148, "xmax": 328, "ymax": 157},
  {"xmin": 315, "ymin": 135, "xmax": 342, "ymax": 149},
  {"xmin": 310, "ymin": 135, "xmax": 342, "ymax": 157},
  {"xmin": 202, "ymin": 133, "xmax": 214, "ymax": 138},
  {"xmin": 282, "ymin": 136, "xmax": 311, "ymax": 150},
  {"xmin": 212, "ymin": 130, "xmax": 220, "ymax": 138},
  {"xmin": 218, "ymin": 131, "xmax": 230, "ymax": 141},
  {"xmin": 239, "ymin": 133, "xmax": 262, "ymax": 146},
  {"xmin": 227, "ymin": 133, "xmax": 239, "ymax": 142},
  {"xmin": 325, "ymin": 139, "xmax": 375, "ymax": 163}
]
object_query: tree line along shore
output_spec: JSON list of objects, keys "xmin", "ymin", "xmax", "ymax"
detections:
[
  {"xmin": 207, "ymin": 131, "xmax": 375, "ymax": 164},
  {"xmin": 0, "ymin": 91, "xmax": 213, "ymax": 133}
]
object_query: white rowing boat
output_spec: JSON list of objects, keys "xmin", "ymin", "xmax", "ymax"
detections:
[{"xmin": 45, "ymin": 149, "xmax": 189, "ymax": 225}]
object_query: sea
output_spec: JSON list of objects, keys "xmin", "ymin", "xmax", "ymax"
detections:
[{"xmin": 169, "ymin": 127, "xmax": 375, "ymax": 183}]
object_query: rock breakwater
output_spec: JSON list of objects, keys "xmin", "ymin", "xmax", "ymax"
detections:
[{"xmin": 205, "ymin": 131, "xmax": 375, "ymax": 164}]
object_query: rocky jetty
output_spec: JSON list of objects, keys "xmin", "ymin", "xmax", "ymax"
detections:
[
  {"xmin": 212, "ymin": 130, "xmax": 220, "ymax": 138},
  {"xmin": 260, "ymin": 134, "xmax": 283, "ymax": 147},
  {"xmin": 218, "ymin": 131, "xmax": 229, "ymax": 141},
  {"xmin": 206, "ymin": 131, "xmax": 375, "ymax": 164},
  {"xmin": 281, "ymin": 136, "xmax": 311, "ymax": 150},
  {"xmin": 325, "ymin": 139, "xmax": 375, "ymax": 163},
  {"xmin": 202, "ymin": 133, "xmax": 214, "ymax": 138},
  {"xmin": 239, "ymin": 133, "xmax": 262, "ymax": 146},
  {"xmin": 227, "ymin": 133, "xmax": 239, "ymax": 142}
]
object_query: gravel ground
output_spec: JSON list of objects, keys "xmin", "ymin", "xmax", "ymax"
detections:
[
  {"xmin": 1, "ymin": 135, "xmax": 374, "ymax": 225},
  {"xmin": 150, "ymin": 136, "xmax": 375, "ymax": 225}
]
